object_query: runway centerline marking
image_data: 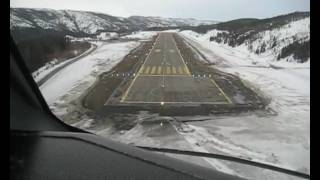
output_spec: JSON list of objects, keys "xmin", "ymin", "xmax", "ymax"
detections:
[{"xmin": 119, "ymin": 33, "xmax": 231, "ymax": 105}]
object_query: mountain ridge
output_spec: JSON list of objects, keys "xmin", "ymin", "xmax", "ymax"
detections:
[{"xmin": 10, "ymin": 7, "xmax": 218, "ymax": 35}]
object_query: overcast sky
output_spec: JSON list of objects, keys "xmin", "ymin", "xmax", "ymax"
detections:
[{"xmin": 10, "ymin": 0, "xmax": 310, "ymax": 21}]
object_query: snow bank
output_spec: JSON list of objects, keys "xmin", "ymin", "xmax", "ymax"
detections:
[
  {"xmin": 122, "ymin": 31, "xmax": 157, "ymax": 40},
  {"xmin": 162, "ymin": 29, "xmax": 180, "ymax": 33},
  {"xmin": 32, "ymin": 59, "xmax": 59, "ymax": 82},
  {"xmin": 66, "ymin": 35, "xmax": 94, "ymax": 42}
]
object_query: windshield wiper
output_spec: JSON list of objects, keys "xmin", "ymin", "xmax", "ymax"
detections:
[{"xmin": 137, "ymin": 146, "xmax": 310, "ymax": 179}]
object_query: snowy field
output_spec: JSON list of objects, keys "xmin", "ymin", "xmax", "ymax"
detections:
[
  {"xmin": 32, "ymin": 44, "xmax": 96, "ymax": 82},
  {"xmin": 39, "ymin": 41, "xmax": 140, "ymax": 105},
  {"xmin": 177, "ymin": 29, "xmax": 310, "ymax": 175}
]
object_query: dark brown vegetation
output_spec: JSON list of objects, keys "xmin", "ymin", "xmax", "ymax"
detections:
[
  {"xmin": 278, "ymin": 40, "xmax": 310, "ymax": 62},
  {"xmin": 12, "ymin": 29, "xmax": 91, "ymax": 72}
]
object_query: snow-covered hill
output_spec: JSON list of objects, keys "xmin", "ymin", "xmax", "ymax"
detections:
[
  {"xmin": 10, "ymin": 8, "xmax": 136, "ymax": 34},
  {"xmin": 127, "ymin": 16, "xmax": 218, "ymax": 28},
  {"xmin": 181, "ymin": 12, "xmax": 310, "ymax": 63},
  {"xmin": 10, "ymin": 8, "xmax": 218, "ymax": 35}
]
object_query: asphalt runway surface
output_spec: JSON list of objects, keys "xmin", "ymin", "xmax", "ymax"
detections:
[{"xmin": 120, "ymin": 33, "xmax": 231, "ymax": 104}]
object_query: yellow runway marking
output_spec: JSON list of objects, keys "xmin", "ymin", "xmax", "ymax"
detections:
[
  {"xmin": 120, "ymin": 34, "xmax": 160, "ymax": 102},
  {"xmin": 184, "ymin": 65, "xmax": 191, "ymax": 75},
  {"xmin": 139, "ymin": 74, "xmax": 189, "ymax": 77},
  {"xmin": 157, "ymin": 66, "xmax": 162, "ymax": 74},
  {"xmin": 145, "ymin": 66, "xmax": 150, "ymax": 74},
  {"xmin": 122, "ymin": 100, "xmax": 229, "ymax": 104},
  {"xmin": 120, "ymin": 33, "xmax": 232, "ymax": 105},
  {"xmin": 166, "ymin": 66, "xmax": 171, "ymax": 74},
  {"xmin": 210, "ymin": 79, "xmax": 232, "ymax": 104},
  {"xmin": 184, "ymin": 67, "xmax": 189, "ymax": 74},
  {"xmin": 178, "ymin": 67, "xmax": 183, "ymax": 74},
  {"xmin": 151, "ymin": 66, "xmax": 156, "ymax": 74},
  {"xmin": 172, "ymin": 67, "xmax": 176, "ymax": 74},
  {"xmin": 172, "ymin": 36, "xmax": 191, "ymax": 75},
  {"xmin": 139, "ymin": 66, "xmax": 144, "ymax": 74}
]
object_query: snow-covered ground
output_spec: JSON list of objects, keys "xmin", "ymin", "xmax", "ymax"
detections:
[
  {"xmin": 177, "ymin": 30, "xmax": 310, "ymax": 176},
  {"xmin": 121, "ymin": 31, "xmax": 158, "ymax": 40},
  {"xmin": 39, "ymin": 41, "xmax": 140, "ymax": 105},
  {"xmin": 32, "ymin": 44, "xmax": 95, "ymax": 82},
  {"xmin": 162, "ymin": 29, "xmax": 181, "ymax": 33},
  {"xmin": 96, "ymin": 32, "xmax": 119, "ymax": 40}
]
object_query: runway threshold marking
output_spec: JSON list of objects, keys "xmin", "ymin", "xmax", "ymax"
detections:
[
  {"xmin": 140, "ymin": 66, "xmax": 194, "ymax": 75},
  {"xmin": 120, "ymin": 34, "xmax": 160, "ymax": 102},
  {"xmin": 121, "ymin": 33, "xmax": 231, "ymax": 104},
  {"xmin": 145, "ymin": 66, "xmax": 150, "ymax": 74},
  {"xmin": 139, "ymin": 74, "xmax": 189, "ymax": 77},
  {"xmin": 157, "ymin": 66, "xmax": 162, "ymax": 74},
  {"xmin": 184, "ymin": 67, "xmax": 190, "ymax": 74},
  {"xmin": 172, "ymin": 33, "xmax": 191, "ymax": 75},
  {"xmin": 172, "ymin": 67, "xmax": 176, "ymax": 74},
  {"xmin": 178, "ymin": 67, "xmax": 183, "ymax": 74},
  {"xmin": 210, "ymin": 79, "xmax": 232, "ymax": 104},
  {"xmin": 151, "ymin": 66, "xmax": 156, "ymax": 74},
  {"xmin": 166, "ymin": 66, "xmax": 171, "ymax": 74}
]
